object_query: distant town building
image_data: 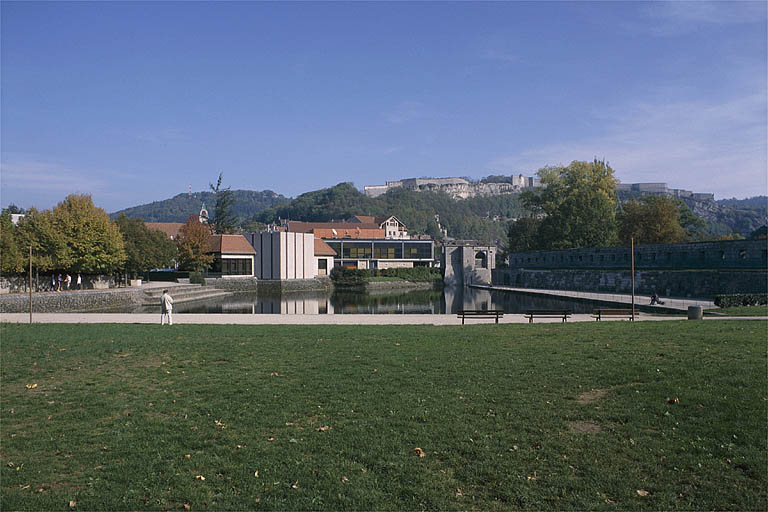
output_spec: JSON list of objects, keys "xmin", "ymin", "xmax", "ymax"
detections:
[
  {"xmin": 616, "ymin": 182, "xmax": 715, "ymax": 202},
  {"xmin": 276, "ymin": 216, "xmax": 433, "ymax": 270},
  {"xmin": 207, "ymin": 234, "xmax": 257, "ymax": 277},
  {"xmin": 364, "ymin": 175, "xmax": 540, "ymax": 199}
]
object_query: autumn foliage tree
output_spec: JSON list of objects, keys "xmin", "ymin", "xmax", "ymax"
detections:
[
  {"xmin": 0, "ymin": 210, "xmax": 25, "ymax": 274},
  {"xmin": 175, "ymin": 215, "xmax": 213, "ymax": 271},
  {"xmin": 12, "ymin": 208, "xmax": 67, "ymax": 272},
  {"xmin": 617, "ymin": 195, "xmax": 685, "ymax": 245},
  {"xmin": 51, "ymin": 194, "xmax": 126, "ymax": 273},
  {"xmin": 519, "ymin": 159, "xmax": 619, "ymax": 250}
]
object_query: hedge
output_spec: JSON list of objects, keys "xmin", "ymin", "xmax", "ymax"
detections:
[{"xmin": 714, "ymin": 293, "xmax": 768, "ymax": 308}]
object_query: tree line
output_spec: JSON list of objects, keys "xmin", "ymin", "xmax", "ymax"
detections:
[
  {"xmin": 1, "ymin": 193, "xmax": 232, "ymax": 281},
  {"xmin": 503, "ymin": 159, "xmax": 748, "ymax": 255}
]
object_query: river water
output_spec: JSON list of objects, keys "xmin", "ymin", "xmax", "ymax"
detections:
[{"xmin": 128, "ymin": 287, "xmax": 605, "ymax": 315}]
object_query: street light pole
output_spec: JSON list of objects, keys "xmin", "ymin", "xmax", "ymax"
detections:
[
  {"xmin": 29, "ymin": 246, "xmax": 33, "ymax": 324},
  {"xmin": 631, "ymin": 237, "xmax": 635, "ymax": 321}
]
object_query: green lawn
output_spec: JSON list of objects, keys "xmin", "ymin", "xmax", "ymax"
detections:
[
  {"xmin": 2, "ymin": 322, "xmax": 766, "ymax": 510},
  {"xmin": 707, "ymin": 305, "xmax": 768, "ymax": 316}
]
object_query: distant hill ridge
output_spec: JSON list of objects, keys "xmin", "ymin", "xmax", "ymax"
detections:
[{"xmin": 110, "ymin": 189, "xmax": 289, "ymax": 223}]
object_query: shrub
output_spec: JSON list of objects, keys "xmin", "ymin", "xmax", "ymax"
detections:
[
  {"xmin": 714, "ymin": 293, "xmax": 767, "ymax": 308},
  {"xmin": 189, "ymin": 271, "xmax": 206, "ymax": 286},
  {"xmin": 330, "ymin": 267, "xmax": 370, "ymax": 285},
  {"xmin": 379, "ymin": 267, "xmax": 442, "ymax": 282}
]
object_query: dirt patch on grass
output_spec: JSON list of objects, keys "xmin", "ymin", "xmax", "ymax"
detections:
[
  {"xmin": 568, "ymin": 421, "xmax": 602, "ymax": 434},
  {"xmin": 577, "ymin": 389, "xmax": 607, "ymax": 404}
]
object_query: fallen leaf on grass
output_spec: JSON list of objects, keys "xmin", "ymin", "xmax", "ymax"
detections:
[
  {"xmin": 413, "ymin": 448, "xmax": 426, "ymax": 458},
  {"xmin": 456, "ymin": 488, "xmax": 463, "ymax": 497},
  {"xmin": 266, "ymin": 437, "xmax": 275, "ymax": 442},
  {"xmin": 604, "ymin": 498, "xmax": 615, "ymax": 504},
  {"xmin": 214, "ymin": 420, "xmax": 226, "ymax": 429},
  {"xmin": 341, "ymin": 476, "xmax": 349, "ymax": 483},
  {"xmin": 667, "ymin": 397, "xmax": 680, "ymax": 405},
  {"xmin": 20, "ymin": 484, "xmax": 30, "ymax": 490},
  {"xmin": 194, "ymin": 475, "xmax": 205, "ymax": 481},
  {"xmin": 291, "ymin": 481, "xmax": 299, "ymax": 489},
  {"xmin": 317, "ymin": 425, "xmax": 331, "ymax": 432},
  {"xmin": 25, "ymin": 384, "xmax": 37, "ymax": 389},
  {"xmin": 184, "ymin": 454, "xmax": 191, "ymax": 459},
  {"xmin": 253, "ymin": 471, "xmax": 259, "ymax": 478},
  {"xmin": 183, "ymin": 504, "xmax": 191, "ymax": 511},
  {"xmin": 527, "ymin": 471, "xmax": 538, "ymax": 481},
  {"xmin": 269, "ymin": 372, "xmax": 279, "ymax": 377},
  {"xmin": 68, "ymin": 500, "xmax": 76, "ymax": 508},
  {"xmin": 636, "ymin": 490, "xmax": 649, "ymax": 497},
  {"xmin": 395, "ymin": 343, "xmax": 400, "ymax": 346}
]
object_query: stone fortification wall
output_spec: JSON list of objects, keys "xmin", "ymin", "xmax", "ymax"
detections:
[
  {"xmin": 507, "ymin": 239, "xmax": 766, "ymax": 271},
  {"xmin": 0, "ymin": 288, "xmax": 144, "ymax": 314},
  {"xmin": 493, "ymin": 268, "xmax": 767, "ymax": 298}
]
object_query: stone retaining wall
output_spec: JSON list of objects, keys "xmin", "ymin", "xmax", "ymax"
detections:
[
  {"xmin": 0, "ymin": 288, "xmax": 144, "ymax": 314},
  {"xmin": 492, "ymin": 269, "xmax": 767, "ymax": 298},
  {"xmin": 1, "ymin": 274, "xmax": 119, "ymax": 294}
]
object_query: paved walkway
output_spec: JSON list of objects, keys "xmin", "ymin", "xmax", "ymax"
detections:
[
  {"xmin": 476, "ymin": 285, "xmax": 715, "ymax": 312},
  {"xmin": 2, "ymin": 312, "xmax": 765, "ymax": 325}
]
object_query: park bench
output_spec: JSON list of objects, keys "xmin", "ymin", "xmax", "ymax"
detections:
[
  {"xmin": 592, "ymin": 309, "xmax": 637, "ymax": 321},
  {"xmin": 457, "ymin": 309, "xmax": 504, "ymax": 324},
  {"xmin": 524, "ymin": 309, "xmax": 572, "ymax": 323}
]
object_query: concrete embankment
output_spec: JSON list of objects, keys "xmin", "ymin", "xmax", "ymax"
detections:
[
  {"xmin": 0, "ymin": 282, "xmax": 232, "ymax": 313},
  {"xmin": 473, "ymin": 285, "xmax": 715, "ymax": 313}
]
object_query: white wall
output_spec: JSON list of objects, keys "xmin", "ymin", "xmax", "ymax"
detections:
[{"xmin": 248, "ymin": 232, "xmax": 318, "ymax": 280}]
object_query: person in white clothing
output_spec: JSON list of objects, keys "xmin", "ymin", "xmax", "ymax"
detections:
[{"xmin": 161, "ymin": 289, "xmax": 174, "ymax": 325}]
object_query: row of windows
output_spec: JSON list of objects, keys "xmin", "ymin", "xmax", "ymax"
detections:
[
  {"xmin": 326, "ymin": 241, "xmax": 433, "ymax": 260},
  {"xmin": 211, "ymin": 257, "xmax": 253, "ymax": 275}
]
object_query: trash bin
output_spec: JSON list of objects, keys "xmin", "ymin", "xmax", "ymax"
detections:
[{"xmin": 687, "ymin": 305, "xmax": 703, "ymax": 320}]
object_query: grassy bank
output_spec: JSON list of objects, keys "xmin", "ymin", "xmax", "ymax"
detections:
[
  {"xmin": 707, "ymin": 305, "xmax": 768, "ymax": 316},
  {"xmin": 1, "ymin": 322, "xmax": 766, "ymax": 510}
]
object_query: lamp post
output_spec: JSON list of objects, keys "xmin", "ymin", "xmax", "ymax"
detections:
[
  {"xmin": 29, "ymin": 246, "xmax": 33, "ymax": 324},
  {"xmin": 631, "ymin": 237, "xmax": 635, "ymax": 320}
]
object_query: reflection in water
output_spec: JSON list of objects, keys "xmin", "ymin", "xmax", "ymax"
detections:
[{"xmin": 126, "ymin": 286, "xmax": 603, "ymax": 315}]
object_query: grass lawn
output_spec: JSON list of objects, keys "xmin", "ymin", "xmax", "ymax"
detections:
[
  {"xmin": 2, "ymin": 321, "xmax": 766, "ymax": 510},
  {"xmin": 707, "ymin": 305, "xmax": 768, "ymax": 317}
]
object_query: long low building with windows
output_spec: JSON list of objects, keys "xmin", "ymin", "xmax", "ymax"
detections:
[{"xmin": 324, "ymin": 239, "xmax": 434, "ymax": 269}]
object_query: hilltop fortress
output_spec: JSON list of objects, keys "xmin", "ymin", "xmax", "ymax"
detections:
[
  {"xmin": 364, "ymin": 175, "xmax": 540, "ymax": 199},
  {"xmin": 365, "ymin": 175, "xmax": 716, "ymax": 204}
]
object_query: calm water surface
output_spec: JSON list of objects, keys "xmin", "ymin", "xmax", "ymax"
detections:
[{"xmin": 129, "ymin": 287, "xmax": 605, "ymax": 314}]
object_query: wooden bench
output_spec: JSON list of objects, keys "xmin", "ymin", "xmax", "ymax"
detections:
[
  {"xmin": 592, "ymin": 309, "xmax": 637, "ymax": 321},
  {"xmin": 524, "ymin": 309, "xmax": 572, "ymax": 323},
  {"xmin": 457, "ymin": 309, "xmax": 504, "ymax": 324}
]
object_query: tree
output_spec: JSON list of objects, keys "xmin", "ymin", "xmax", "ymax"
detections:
[
  {"xmin": 676, "ymin": 200, "xmax": 707, "ymax": 240},
  {"xmin": 506, "ymin": 217, "xmax": 542, "ymax": 253},
  {"xmin": 115, "ymin": 214, "xmax": 178, "ymax": 277},
  {"xmin": 51, "ymin": 194, "xmax": 126, "ymax": 273},
  {"xmin": 15, "ymin": 207, "xmax": 69, "ymax": 272},
  {"xmin": 209, "ymin": 173, "xmax": 238, "ymax": 234},
  {"xmin": 521, "ymin": 159, "xmax": 618, "ymax": 250},
  {"xmin": 0, "ymin": 210, "xmax": 25, "ymax": 274},
  {"xmin": 175, "ymin": 215, "xmax": 213, "ymax": 271},
  {"xmin": 617, "ymin": 195, "xmax": 685, "ymax": 245}
]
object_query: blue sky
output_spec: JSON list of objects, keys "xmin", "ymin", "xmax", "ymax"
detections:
[{"xmin": 1, "ymin": 1, "xmax": 766, "ymax": 213}]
